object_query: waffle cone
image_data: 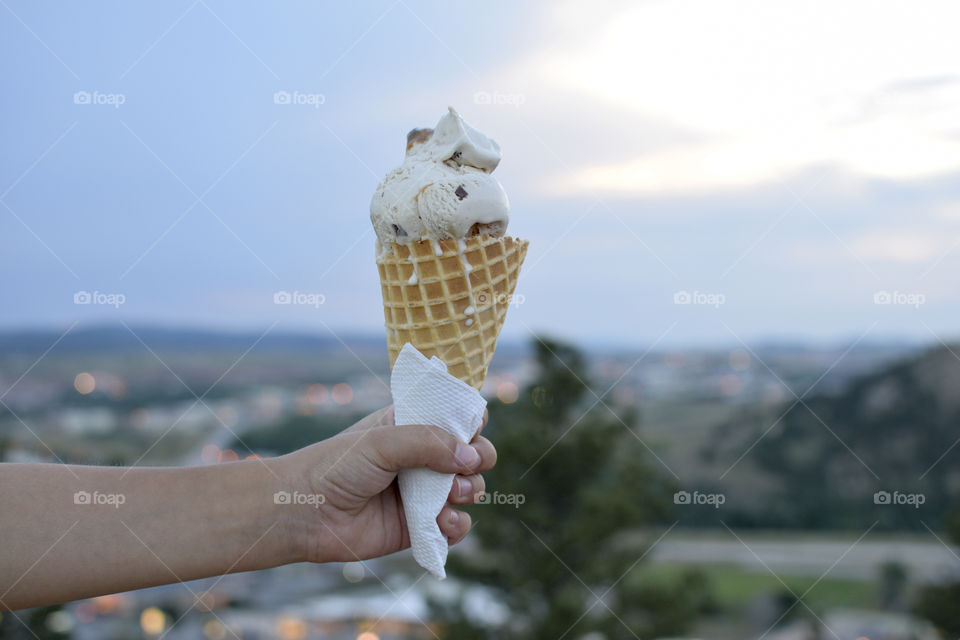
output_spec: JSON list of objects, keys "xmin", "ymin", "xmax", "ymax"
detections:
[{"xmin": 377, "ymin": 235, "xmax": 529, "ymax": 389}]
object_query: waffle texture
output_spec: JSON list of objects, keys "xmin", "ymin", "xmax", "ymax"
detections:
[{"xmin": 377, "ymin": 235, "xmax": 529, "ymax": 389}]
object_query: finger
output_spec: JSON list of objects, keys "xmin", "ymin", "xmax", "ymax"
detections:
[
  {"xmin": 366, "ymin": 424, "xmax": 483, "ymax": 474},
  {"xmin": 448, "ymin": 474, "xmax": 485, "ymax": 505},
  {"xmin": 468, "ymin": 435, "xmax": 497, "ymax": 473},
  {"xmin": 437, "ymin": 506, "xmax": 472, "ymax": 544}
]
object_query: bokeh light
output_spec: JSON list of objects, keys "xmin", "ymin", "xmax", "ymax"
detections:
[
  {"xmin": 496, "ymin": 381, "xmax": 519, "ymax": 404},
  {"xmin": 74, "ymin": 372, "xmax": 95, "ymax": 394},
  {"xmin": 45, "ymin": 610, "xmax": 74, "ymax": 634},
  {"xmin": 342, "ymin": 561, "xmax": 365, "ymax": 583},
  {"xmin": 332, "ymin": 382, "xmax": 353, "ymax": 405},
  {"xmin": 276, "ymin": 616, "xmax": 307, "ymax": 640},
  {"xmin": 203, "ymin": 619, "xmax": 227, "ymax": 640},
  {"xmin": 140, "ymin": 607, "xmax": 166, "ymax": 635}
]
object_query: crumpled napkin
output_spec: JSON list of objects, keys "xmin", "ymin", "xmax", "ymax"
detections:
[{"xmin": 390, "ymin": 343, "xmax": 487, "ymax": 579}]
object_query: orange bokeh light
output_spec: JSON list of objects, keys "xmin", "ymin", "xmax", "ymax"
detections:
[
  {"xmin": 332, "ymin": 383, "xmax": 353, "ymax": 405},
  {"xmin": 496, "ymin": 382, "xmax": 519, "ymax": 404},
  {"xmin": 74, "ymin": 372, "xmax": 96, "ymax": 394}
]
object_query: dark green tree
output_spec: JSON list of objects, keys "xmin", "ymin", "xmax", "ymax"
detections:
[
  {"xmin": 913, "ymin": 511, "xmax": 960, "ymax": 635},
  {"xmin": 437, "ymin": 337, "xmax": 708, "ymax": 639}
]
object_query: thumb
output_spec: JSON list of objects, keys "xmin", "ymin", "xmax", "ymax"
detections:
[{"xmin": 365, "ymin": 424, "xmax": 482, "ymax": 474}]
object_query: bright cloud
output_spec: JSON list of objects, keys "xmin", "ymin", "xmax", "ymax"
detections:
[{"xmin": 516, "ymin": 0, "xmax": 960, "ymax": 194}]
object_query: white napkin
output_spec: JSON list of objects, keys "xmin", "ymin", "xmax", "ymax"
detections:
[{"xmin": 391, "ymin": 343, "xmax": 487, "ymax": 579}]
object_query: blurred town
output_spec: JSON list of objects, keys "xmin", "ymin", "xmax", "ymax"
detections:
[{"xmin": 1, "ymin": 326, "xmax": 958, "ymax": 639}]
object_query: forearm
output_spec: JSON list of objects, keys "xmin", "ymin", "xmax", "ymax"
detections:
[{"xmin": 0, "ymin": 459, "xmax": 298, "ymax": 610}]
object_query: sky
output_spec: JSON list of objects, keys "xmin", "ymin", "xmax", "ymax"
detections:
[{"xmin": 2, "ymin": 0, "xmax": 960, "ymax": 348}]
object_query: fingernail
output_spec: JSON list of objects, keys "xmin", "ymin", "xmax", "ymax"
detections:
[
  {"xmin": 456, "ymin": 476, "xmax": 472, "ymax": 498},
  {"xmin": 455, "ymin": 443, "xmax": 481, "ymax": 469},
  {"xmin": 448, "ymin": 510, "xmax": 460, "ymax": 525}
]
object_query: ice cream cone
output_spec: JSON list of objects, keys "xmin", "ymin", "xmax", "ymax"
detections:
[{"xmin": 377, "ymin": 234, "xmax": 528, "ymax": 389}]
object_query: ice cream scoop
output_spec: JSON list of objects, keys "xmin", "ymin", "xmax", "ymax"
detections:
[{"xmin": 370, "ymin": 107, "xmax": 510, "ymax": 247}]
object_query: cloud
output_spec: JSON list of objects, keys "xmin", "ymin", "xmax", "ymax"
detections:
[
  {"xmin": 485, "ymin": 0, "xmax": 960, "ymax": 195},
  {"xmin": 850, "ymin": 231, "xmax": 949, "ymax": 263}
]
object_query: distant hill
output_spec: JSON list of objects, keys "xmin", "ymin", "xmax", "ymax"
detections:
[
  {"xmin": 0, "ymin": 325, "xmax": 531, "ymax": 357},
  {"xmin": 0, "ymin": 326, "xmax": 382, "ymax": 355},
  {"xmin": 705, "ymin": 344, "xmax": 960, "ymax": 530}
]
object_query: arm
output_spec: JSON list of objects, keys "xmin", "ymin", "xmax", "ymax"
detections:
[
  {"xmin": 1, "ymin": 407, "xmax": 493, "ymax": 611},
  {"xmin": 0, "ymin": 457, "xmax": 293, "ymax": 610}
]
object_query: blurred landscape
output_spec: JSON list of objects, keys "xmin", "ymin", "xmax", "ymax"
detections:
[
  {"xmin": 2, "ymin": 327, "xmax": 958, "ymax": 639},
  {"xmin": 5, "ymin": 0, "xmax": 960, "ymax": 637}
]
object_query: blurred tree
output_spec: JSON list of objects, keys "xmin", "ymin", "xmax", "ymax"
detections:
[
  {"xmin": 0, "ymin": 605, "xmax": 69, "ymax": 639},
  {"xmin": 438, "ymin": 337, "xmax": 708, "ymax": 639},
  {"xmin": 913, "ymin": 510, "xmax": 960, "ymax": 636}
]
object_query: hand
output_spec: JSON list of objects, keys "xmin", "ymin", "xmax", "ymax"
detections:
[{"xmin": 279, "ymin": 406, "xmax": 496, "ymax": 563}]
